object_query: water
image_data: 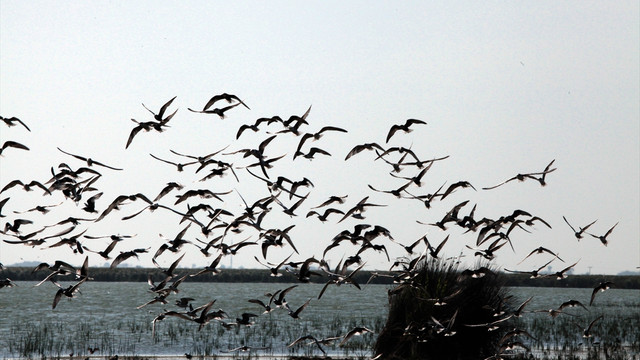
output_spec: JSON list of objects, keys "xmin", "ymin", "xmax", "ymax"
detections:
[
  {"xmin": 0, "ymin": 281, "xmax": 389, "ymax": 358},
  {"xmin": 1, "ymin": 282, "xmax": 638, "ymax": 358}
]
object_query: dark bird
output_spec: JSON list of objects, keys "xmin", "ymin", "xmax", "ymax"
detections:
[
  {"xmin": 440, "ymin": 181, "xmax": 476, "ymax": 200},
  {"xmin": 547, "ymin": 260, "xmax": 580, "ymax": 280},
  {"xmin": 306, "ymin": 208, "xmax": 345, "ymax": 222},
  {"xmin": 254, "ymin": 254, "xmax": 293, "ymax": 277},
  {"xmin": 174, "ymin": 189, "xmax": 232, "ymax": 205},
  {"xmin": 344, "ymin": 143, "xmax": 384, "ymax": 160},
  {"xmin": 288, "ymin": 334, "xmax": 338, "ymax": 356},
  {"xmin": 1, "ymin": 116, "xmax": 31, "ymax": 131},
  {"xmin": 149, "ymin": 154, "xmax": 197, "ymax": 172},
  {"xmin": 529, "ymin": 159, "xmax": 556, "ymax": 186},
  {"xmin": 126, "ymin": 118, "xmax": 171, "ymax": 149},
  {"xmin": 143, "ymin": 96, "xmax": 178, "ymax": 122},
  {"xmin": 558, "ymin": 299, "xmax": 588, "ymax": 312},
  {"xmin": 397, "ymin": 235, "xmax": 427, "ymax": 255},
  {"xmin": 52, "ymin": 278, "xmax": 86, "ymax": 309},
  {"xmin": 110, "ymin": 248, "xmax": 148, "ymax": 268},
  {"xmin": 402, "ymin": 183, "xmax": 445, "ymax": 209},
  {"xmin": 286, "ymin": 298, "xmax": 311, "ymax": 319},
  {"xmin": 311, "ymin": 195, "xmax": 348, "ymax": 209},
  {"xmin": 236, "ymin": 117, "xmax": 271, "ymax": 139},
  {"xmin": 3, "ymin": 218, "xmax": 34, "ymax": 234},
  {"xmin": 153, "ymin": 182, "xmax": 184, "ymax": 202},
  {"xmin": 563, "ymin": 216, "xmax": 597, "ymax": 240},
  {"xmin": 188, "ymin": 102, "xmax": 241, "ymax": 119},
  {"xmin": 504, "ymin": 258, "xmax": 555, "ymax": 278},
  {"xmin": 338, "ymin": 196, "xmax": 386, "ymax": 223},
  {"xmin": 0, "ymin": 278, "xmax": 17, "ymax": 288},
  {"xmin": 339, "ymin": 326, "xmax": 374, "ymax": 346},
  {"xmin": 518, "ymin": 246, "xmax": 564, "ymax": 265},
  {"xmin": 269, "ymin": 284, "xmax": 298, "ymax": 309},
  {"xmin": 202, "ymin": 93, "xmax": 250, "ymax": 111},
  {"xmin": 386, "ymin": 118, "xmax": 426, "ymax": 143},
  {"xmin": 13, "ymin": 202, "xmax": 62, "ymax": 215},
  {"xmin": 294, "ymin": 126, "xmax": 347, "ymax": 158},
  {"xmin": 588, "ymin": 222, "xmax": 618, "ymax": 246},
  {"xmin": 96, "ymin": 193, "xmax": 153, "ymax": 221},
  {"xmin": 318, "ymin": 262, "xmax": 365, "ymax": 299},
  {"xmin": 389, "ymin": 165, "xmax": 431, "ymax": 187},
  {"xmin": 460, "ymin": 266, "xmax": 494, "ymax": 279},
  {"xmin": 375, "ymin": 146, "xmax": 421, "ymax": 163},
  {"xmin": 190, "ymin": 254, "xmax": 223, "ymax": 277},
  {"xmin": 84, "ymin": 240, "xmax": 118, "ymax": 260},
  {"xmin": 235, "ymin": 312, "xmax": 258, "ymax": 326},
  {"xmin": 273, "ymin": 195, "xmax": 308, "ymax": 217},
  {"xmin": 294, "ymin": 147, "xmax": 331, "ymax": 160},
  {"xmin": 57, "ymin": 147, "xmax": 123, "ymax": 171},
  {"xmin": 368, "ymin": 182, "xmax": 411, "ymax": 198},
  {"xmin": 482, "ymin": 162, "xmax": 557, "ymax": 190},
  {"xmin": 82, "ymin": 192, "xmax": 103, "ymax": 213},
  {"xmin": 153, "ymin": 253, "xmax": 185, "ymax": 279},
  {"xmin": 0, "ymin": 197, "xmax": 8, "ymax": 217},
  {"xmin": 1, "ymin": 179, "xmax": 52, "ymax": 195},
  {"xmin": 512, "ymin": 296, "xmax": 534, "ymax": 317},
  {"xmin": 590, "ymin": 281, "xmax": 614, "ymax": 306},
  {"xmin": 575, "ymin": 315, "xmax": 604, "ymax": 338},
  {"xmin": 0, "ymin": 140, "xmax": 29, "ymax": 155}
]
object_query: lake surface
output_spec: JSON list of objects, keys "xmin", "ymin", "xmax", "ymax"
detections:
[{"xmin": 1, "ymin": 282, "xmax": 638, "ymax": 359}]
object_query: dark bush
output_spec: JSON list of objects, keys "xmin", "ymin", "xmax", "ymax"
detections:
[{"xmin": 374, "ymin": 257, "xmax": 513, "ymax": 359}]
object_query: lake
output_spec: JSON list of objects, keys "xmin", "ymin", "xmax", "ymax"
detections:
[{"xmin": 1, "ymin": 282, "xmax": 638, "ymax": 359}]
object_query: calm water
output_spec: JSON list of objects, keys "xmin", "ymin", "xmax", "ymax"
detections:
[{"xmin": 0, "ymin": 282, "xmax": 638, "ymax": 358}]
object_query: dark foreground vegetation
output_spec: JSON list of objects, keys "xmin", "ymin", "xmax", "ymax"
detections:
[{"xmin": 3, "ymin": 265, "xmax": 639, "ymax": 289}]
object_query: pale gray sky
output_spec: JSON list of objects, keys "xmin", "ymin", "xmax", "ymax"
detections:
[{"xmin": 1, "ymin": 1, "xmax": 638, "ymax": 275}]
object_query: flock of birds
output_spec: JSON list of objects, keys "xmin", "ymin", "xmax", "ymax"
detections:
[{"xmin": 0, "ymin": 94, "xmax": 623, "ymax": 358}]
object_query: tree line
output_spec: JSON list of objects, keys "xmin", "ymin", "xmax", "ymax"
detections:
[{"xmin": 2, "ymin": 266, "xmax": 638, "ymax": 289}]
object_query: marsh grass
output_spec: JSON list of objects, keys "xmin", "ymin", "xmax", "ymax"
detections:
[{"xmin": 6, "ymin": 311, "xmax": 382, "ymax": 359}]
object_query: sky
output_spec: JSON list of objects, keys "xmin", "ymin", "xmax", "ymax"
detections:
[{"xmin": 1, "ymin": 1, "xmax": 638, "ymax": 275}]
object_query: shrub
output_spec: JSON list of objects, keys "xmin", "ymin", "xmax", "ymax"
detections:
[{"xmin": 374, "ymin": 257, "xmax": 513, "ymax": 359}]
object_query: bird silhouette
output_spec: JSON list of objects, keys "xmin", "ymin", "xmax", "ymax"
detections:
[
  {"xmin": 0, "ymin": 140, "xmax": 29, "ymax": 155},
  {"xmin": 590, "ymin": 281, "xmax": 614, "ymax": 306},
  {"xmin": 563, "ymin": 216, "xmax": 597, "ymax": 240},
  {"xmin": 202, "ymin": 93, "xmax": 250, "ymax": 111},
  {"xmin": 587, "ymin": 222, "xmax": 618, "ymax": 246},
  {"xmin": 188, "ymin": 102, "xmax": 241, "ymax": 118},
  {"xmin": 386, "ymin": 118, "xmax": 426, "ymax": 143},
  {"xmin": 1, "ymin": 116, "xmax": 31, "ymax": 131},
  {"xmin": 57, "ymin": 147, "xmax": 123, "ymax": 171}
]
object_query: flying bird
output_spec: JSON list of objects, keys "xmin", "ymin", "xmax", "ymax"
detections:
[
  {"xmin": 344, "ymin": 143, "xmax": 384, "ymax": 160},
  {"xmin": 587, "ymin": 222, "xmax": 618, "ymax": 246},
  {"xmin": 386, "ymin": 118, "xmax": 426, "ymax": 143},
  {"xmin": 590, "ymin": 281, "xmax": 614, "ymax": 306},
  {"xmin": 1, "ymin": 180, "xmax": 52, "ymax": 196},
  {"xmin": 149, "ymin": 154, "xmax": 197, "ymax": 172},
  {"xmin": 202, "ymin": 93, "xmax": 250, "ymax": 111},
  {"xmin": 338, "ymin": 326, "xmax": 374, "ymax": 346},
  {"xmin": 188, "ymin": 102, "xmax": 241, "ymax": 119},
  {"xmin": 574, "ymin": 315, "xmax": 604, "ymax": 338},
  {"xmin": 1, "ymin": 116, "xmax": 31, "ymax": 131},
  {"xmin": 440, "ymin": 181, "xmax": 476, "ymax": 200},
  {"xmin": 142, "ymin": 96, "xmax": 178, "ymax": 122},
  {"xmin": 482, "ymin": 161, "xmax": 557, "ymax": 190},
  {"xmin": 0, "ymin": 141, "xmax": 29, "ymax": 155},
  {"xmin": 57, "ymin": 147, "xmax": 123, "ymax": 171},
  {"xmin": 125, "ymin": 118, "xmax": 171, "ymax": 149},
  {"xmin": 562, "ymin": 216, "xmax": 597, "ymax": 240}
]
